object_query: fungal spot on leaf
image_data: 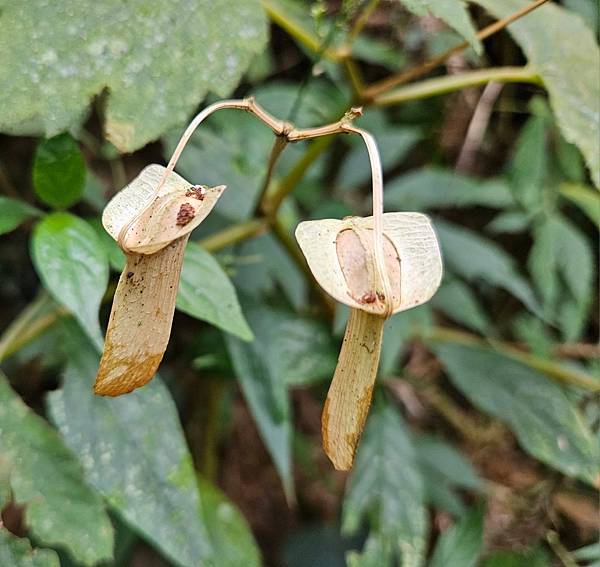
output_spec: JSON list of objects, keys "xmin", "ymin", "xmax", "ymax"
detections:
[
  {"xmin": 185, "ymin": 185, "xmax": 206, "ymax": 200},
  {"xmin": 176, "ymin": 203, "xmax": 195, "ymax": 226}
]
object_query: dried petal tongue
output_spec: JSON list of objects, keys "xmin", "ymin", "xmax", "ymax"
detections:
[
  {"xmin": 94, "ymin": 236, "xmax": 188, "ymax": 396},
  {"xmin": 322, "ymin": 308, "xmax": 384, "ymax": 470}
]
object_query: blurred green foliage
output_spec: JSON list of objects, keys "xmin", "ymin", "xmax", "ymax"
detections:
[{"xmin": 0, "ymin": 1, "xmax": 598, "ymax": 566}]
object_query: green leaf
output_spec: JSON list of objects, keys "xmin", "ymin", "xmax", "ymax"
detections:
[
  {"xmin": 0, "ymin": 197, "xmax": 40, "ymax": 235},
  {"xmin": 384, "ymin": 168, "xmax": 514, "ymax": 211},
  {"xmin": 46, "ymin": 322, "xmax": 215, "ymax": 567},
  {"xmin": 508, "ymin": 114, "xmax": 547, "ymax": 211},
  {"xmin": 177, "ymin": 243, "xmax": 253, "ymax": 341},
  {"xmin": 433, "ymin": 343, "xmax": 600, "ymax": 485},
  {"xmin": 0, "ymin": 530, "xmax": 60, "ymax": 567},
  {"xmin": 482, "ymin": 547, "xmax": 551, "ymax": 567},
  {"xmin": 0, "ymin": 1, "xmax": 267, "ymax": 152},
  {"xmin": 429, "ymin": 506, "xmax": 484, "ymax": 567},
  {"xmin": 435, "ymin": 220, "xmax": 542, "ymax": 315},
  {"xmin": 0, "ymin": 371, "xmax": 113, "ymax": 565},
  {"xmin": 400, "ymin": 0, "xmax": 481, "ymax": 53},
  {"xmin": 473, "ymin": 0, "xmax": 600, "ymax": 187},
  {"xmin": 31, "ymin": 212, "xmax": 108, "ymax": 347},
  {"xmin": 343, "ymin": 402, "xmax": 428, "ymax": 567},
  {"xmin": 234, "ymin": 233, "xmax": 308, "ymax": 311},
  {"xmin": 338, "ymin": 113, "xmax": 421, "ymax": 190},
  {"xmin": 242, "ymin": 302, "xmax": 337, "ymax": 386},
  {"xmin": 431, "ymin": 279, "xmax": 491, "ymax": 334},
  {"xmin": 224, "ymin": 319, "xmax": 294, "ymax": 501},
  {"xmin": 486, "ymin": 211, "xmax": 531, "ymax": 234},
  {"xmin": 347, "ymin": 533, "xmax": 393, "ymax": 567},
  {"xmin": 197, "ymin": 477, "xmax": 261, "ymax": 567},
  {"xmin": 32, "ymin": 133, "xmax": 86, "ymax": 209},
  {"xmin": 560, "ymin": 183, "xmax": 600, "ymax": 227},
  {"xmin": 416, "ymin": 435, "xmax": 482, "ymax": 516}
]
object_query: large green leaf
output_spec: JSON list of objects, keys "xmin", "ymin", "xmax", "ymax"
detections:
[
  {"xmin": 429, "ymin": 506, "xmax": 484, "ymax": 567},
  {"xmin": 343, "ymin": 402, "xmax": 428, "ymax": 567},
  {"xmin": 384, "ymin": 168, "xmax": 514, "ymax": 211},
  {"xmin": 0, "ymin": 372, "xmax": 113, "ymax": 565},
  {"xmin": 46, "ymin": 322, "xmax": 214, "ymax": 567},
  {"xmin": 177, "ymin": 243, "xmax": 253, "ymax": 341},
  {"xmin": 560, "ymin": 182, "xmax": 600, "ymax": 227},
  {"xmin": 473, "ymin": 0, "xmax": 600, "ymax": 187},
  {"xmin": 400, "ymin": 0, "xmax": 481, "ymax": 53},
  {"xmin": 482, "ymin": 547, "xmax": 551, "ymax": 567},
  {"xmin": 30, "ymin": 212, "xmax": 108, "ymax": 347},
  {"xmin": 32, "ymin": 133, "xmax": 86, "ymax": 209},
  {"xmin": 431, "ymin": 279, "xmax": 491, "ymax": 334},
  {"xmin": 224, "ymin": 321, "xmax": 294, "ymax": 501},
  {"xmin": 0, "ymin": 1, "xmax": 267, "ymax": 152},
  {"xmin": 0, "ymin": 530, "xmax": 60, "ymax": 567},
  {"xmin": 435, "ymin": 219, "xmax": 541, "ymax": 315},
  {"xmin": 242, "ymin": 303, "xmax": 337, "ymax": 386},
  {"xmin": 197, "ymin": 477, "xmax": 261, "ymax": 567},
  {"xmin": 433, "ymin": 343, "xmax": 600, "ymax": 485}
]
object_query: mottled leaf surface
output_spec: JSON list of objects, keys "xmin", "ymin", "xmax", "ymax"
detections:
[
  {"xmin": 197, "ymin": 477, "xmax": 261, "ymax": 567},
  {"xmin": 0, "ymin": 0, "xmax": 267, "ymax": 151},
  {"xmin": 177, "ymin": 243, "xmax": 253, "ymax": 340},
  {"xmin": 474, "ymin": 0, "xmax": 600, "ymax": 186},
  {"xmin": 343, "ymin": 402, "xmax": 428, "ymax": 567},
  {"xmin": 0, "ymin": 372, "xmax": 113, "ymax": 565},
  {"xmin": 0, "ymin": 530, "xmax": 60, "ymax": 567},
  {"xmin": 434, "ymin": 343, "xmax": 600, "ymax": 485},
  {"xmin": 31, "ymin": 212, "xmax": 108, "ymax": 347},
  {"xmin": 47, "ymin": 323, "xmax": 214, "ymax": 567}
]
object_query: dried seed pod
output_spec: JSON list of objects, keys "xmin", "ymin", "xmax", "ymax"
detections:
[
  {"xmin": 94, "ymin": 164, "xmax": 226, "ymax": 396},
  {"xmin": 296, "ymin": 213, "xmax": 442, "ymax": 470}
]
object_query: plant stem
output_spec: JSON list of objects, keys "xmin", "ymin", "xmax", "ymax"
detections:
[
  {"xmin": 374, "ymin": 67, "xmax": 542, "ymax": 106},
  {"xmin": 348, "ymin": 0, "xmax": 380, "ymax": 42},
  {"xmin": 260, "ymin": 135, "xmax": 334, "ymax": 218},
  {"xmin": 429, "ymin": 326, "xmax": 600, "ymax": 392},
  {"xmin": 363, "ymin": 0, "xmax": 550, "ymax": 100},
  {"xmin": 200, "ymin": 219, "xmax": 268, "ymax": 252}
]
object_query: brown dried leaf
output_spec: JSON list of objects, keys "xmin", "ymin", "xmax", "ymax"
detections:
[
  {"xmin": 322, "ymin": 308, "xmax": 384, "ymax": 470},
  {"xmin": 94, "ymin": 236, "xmax": 188, "ymax": 396}
]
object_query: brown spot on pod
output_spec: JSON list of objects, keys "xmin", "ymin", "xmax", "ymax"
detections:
[{"xmin": 176, "ymin": 203, "xmax": 195, "ymax": 226}]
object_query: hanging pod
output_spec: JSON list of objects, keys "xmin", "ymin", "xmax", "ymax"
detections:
[
  {"xmin": 94, "ymin": 164, "xmax": 225, "ymax": 396},
  {"xmin": 295, "ymin": 129, "xmax": 443, "ymax": 470}
]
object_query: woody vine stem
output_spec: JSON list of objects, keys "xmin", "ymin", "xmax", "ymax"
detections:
[{"xmin": 120, "ymin": 97, "xmax": 393, "ymax": 315}]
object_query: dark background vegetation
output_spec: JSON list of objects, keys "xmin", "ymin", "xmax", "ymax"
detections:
[{"xmin": 0, "ymin": 1, "xmax": 598, "ymax": 566}]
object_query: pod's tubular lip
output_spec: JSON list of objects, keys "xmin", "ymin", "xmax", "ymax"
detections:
[{"xmin": 295, "ymin": 212, "xmax": 443, "ymax": 315}]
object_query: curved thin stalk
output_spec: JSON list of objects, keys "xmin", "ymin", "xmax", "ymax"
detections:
[{"xmin": 342, "ymin": 125, "xmax": 393, "ymax": 317}]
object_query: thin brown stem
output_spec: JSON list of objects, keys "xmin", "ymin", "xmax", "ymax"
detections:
[{"xmin": 363, "ymin": 0, "xmax": 550, "ymax": 100}]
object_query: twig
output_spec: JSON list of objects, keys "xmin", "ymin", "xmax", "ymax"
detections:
[
  {"xmin": 374, "ymin": 66, "xmax": 541, "ymax": 106},
  {"xmin": 363, "ymin": 0, "xmax": 550, "ymax": 100},
  {"xmin": 546, "ymin": 530, "xmax": 578, "ymax": 567},
  {"xmin": 348, "ymin": 0, "xmax": 380, "ymax": 42},
  {"xmin": 456, "ymin": 81, "xmax": 504, "ymax": 172},
  {"xmin": 0, "ymin": 292, "xmax": 68, "ymax": 363},
  {"xmin": 199, "ymin": 219, "xmax": 268, "ymax": 253},
  {"xmin": 429, "ymin": 327, "xmax": 600, "ymax": 392}
]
